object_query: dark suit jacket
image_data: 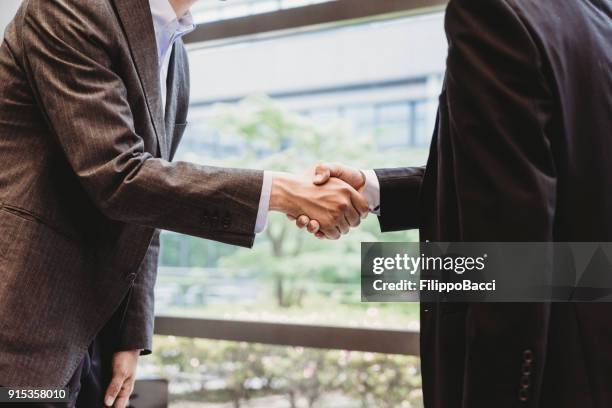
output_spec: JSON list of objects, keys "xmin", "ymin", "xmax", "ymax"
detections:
[
  {"xmin": 375, "ymin": 0, "xmax": 612, "ymax": 407},
  {"xmin": 0, "ymin": 0, "xmax": 263, "ymax": 387}
]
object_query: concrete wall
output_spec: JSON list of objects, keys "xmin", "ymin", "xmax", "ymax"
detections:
[{"xmin": 189, "ymin": 13, "xmax": 446, "ymax": 103}]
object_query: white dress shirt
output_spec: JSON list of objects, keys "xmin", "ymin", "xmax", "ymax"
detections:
[
  {"xmin": 362, "ymin": 169, "xmax": 381, "ymax": 215},
  {"xmin": 149, "ymin": 0, "xmax": 272, "ymax": 233},
  {"xmin": 149, "ymin": 0, "xmax": 194, "ymax": 108}
]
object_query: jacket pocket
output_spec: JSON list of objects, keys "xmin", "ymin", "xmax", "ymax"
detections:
[
  {"xmin": 0, "ymin": 205, "xmax": 32, "ymax": 261},
  {"xmin": 1, "ymin": 204, "xmax": 44, "ymax": 224}
]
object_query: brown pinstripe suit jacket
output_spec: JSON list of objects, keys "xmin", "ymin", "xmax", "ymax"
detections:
[{"xmin": 0, "ymin": 0, "xmax": 263, "ymax": 386}]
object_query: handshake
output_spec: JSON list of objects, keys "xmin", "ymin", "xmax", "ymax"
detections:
[{"xmin": 270, "ymin": 163, "xmax": 370, "ymax": 240}]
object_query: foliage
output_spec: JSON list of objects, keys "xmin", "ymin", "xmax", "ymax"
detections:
[
  {"xmin": 149, "ymin": 96, "xmax": 428, "ymax": 407},
  {"xmin": 144, "ymin": 336, "xmax": 423, "ymax": 408},
  {"xmin": 182, "ymin": 95, "xmax": 422, "ymax": 307}
]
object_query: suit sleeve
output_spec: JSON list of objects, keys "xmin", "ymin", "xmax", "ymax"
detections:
[
  {"xmin": 376, "ymin": 0, "xmax": 557, "ymax": 242},
  {"xmin": 21, "ymin": 0, "xmax": 262, "ymax": 248},
  {"xmin": 442, "ymin": 0, "xmax": 557, "ymax": 242},
  {"xmin": 116, "ymin": 233, "xmax": 160, "ymax": 355},
  {"xmin": 375, "ymin": 167, "xmax": 425, "ymax": 232}
]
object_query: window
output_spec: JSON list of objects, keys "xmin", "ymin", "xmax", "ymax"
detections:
[
  {"xmin": 376, "ymin": 102, "xmax": 412, "ymax": 148},
  {"xmin": 160, "ymin": 12, "xmax": 446, "ymax": 328}
]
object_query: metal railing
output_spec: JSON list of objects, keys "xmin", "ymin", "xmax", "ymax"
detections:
[{"xmin": 154, "ymin": 316, "xmax": 420, "ymax": 355}]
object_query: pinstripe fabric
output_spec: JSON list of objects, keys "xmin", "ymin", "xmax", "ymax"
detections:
[{"xmin": 0, "ymin": 0, "xmax": 263, "ymax": 387}]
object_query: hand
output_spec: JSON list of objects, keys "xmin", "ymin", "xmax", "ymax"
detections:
[
  {"xmin": 270, "ymin": 171, "xmax": 368, "ymax": 240},
  {"xmin": 104, "ymin": 350, "xmax": 139, "ymax": 408},
  {"xmin": 294, "ymin": 163, "xmax": 368, "ymax": 238},
  {"xmin": 313, "ymin": 163, "xmax": 366, "ymax": 192}
]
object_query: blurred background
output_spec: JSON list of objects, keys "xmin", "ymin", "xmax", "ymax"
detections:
[{"xmin": 1, "ymin": 1, "xmax": 447, "ymax": 406}]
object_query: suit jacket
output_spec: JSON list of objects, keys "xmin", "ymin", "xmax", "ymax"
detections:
[
  {"xmin": 375, "ymin": 0, "xmax": 612, "ymax": 407},
  {"xmin": 0, "ymin": 0, "xmax": 263, "ymax": 387}
]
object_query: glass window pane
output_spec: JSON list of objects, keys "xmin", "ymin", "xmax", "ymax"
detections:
[
  {"xmin": 414, "ymin": 100, "xmax": 434, "ymax": 148},
  {"xmin": 158, "ymin": 13, "xmax": 447, "ymax": 330},
  {"xmin": 375, "ymin": 103, "xmax": 411, "ymax": 148}
]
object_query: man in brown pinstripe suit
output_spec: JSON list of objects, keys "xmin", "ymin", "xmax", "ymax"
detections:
[{"xmin": 0, "ymin": 0, "xmax": 369, "ymax": 406}]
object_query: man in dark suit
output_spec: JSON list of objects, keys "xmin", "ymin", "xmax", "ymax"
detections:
[
  {"xmin": 301, "ymin": 0, "xmax": 612, "ymax": 406},
  {"xmin": 0, "ymin": 0, "xmax": 368, "ymax": 406}
]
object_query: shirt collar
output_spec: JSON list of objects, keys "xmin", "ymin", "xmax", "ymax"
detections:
[{"xmin": 149, "ymin": 0, "xmax": 195, "ymax": 59}]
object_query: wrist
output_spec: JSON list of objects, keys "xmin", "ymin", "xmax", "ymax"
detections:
[
  {"xmin": 114, "ymin": 349, "xmax": 141, "ymax": 356},
  {"xmin": 269, "ymin": 172, "xmax": 298, "ymax": 214},
  {"xmin": 361, "ymin": 169, "xmax": 380, "ymax": 213}
]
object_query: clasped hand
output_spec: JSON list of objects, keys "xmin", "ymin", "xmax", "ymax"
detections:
[{"xmin": 271, "ymin": 163, "xmax": 367, "ymax": 240}]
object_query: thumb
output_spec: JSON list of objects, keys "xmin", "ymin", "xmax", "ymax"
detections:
[
  {"xmin": 313, "ymin": 163, "xmax": 333, "ymax": 185},
  {"xmin": 348, "ymin": 186, "xmax": 370, "ymax": 218},
  {"xmin": 314, "ymin": 163, "xmax": 365, "ymax": 190}
]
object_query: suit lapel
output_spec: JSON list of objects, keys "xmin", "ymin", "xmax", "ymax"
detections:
[
  {"xmin": 164, "ymin": 41, "xmax": 190, "ymax": 158},
  {"xmin": 112, "ymin": 0, "xmax": 169, "ymax": 159},
  {"xmin": 164, "ymin": 45, "xmax": 179, "ymax": 136}
]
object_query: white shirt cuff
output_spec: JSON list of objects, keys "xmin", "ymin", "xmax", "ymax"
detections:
[
  {"xmin": 362, "ymin": 169, "xmax": 381, "ymax": 216},
  {"xmin": 255, "ymin": 171, "xmax": 273, "ymax": 233}
]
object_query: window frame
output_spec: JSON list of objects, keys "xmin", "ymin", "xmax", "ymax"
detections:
[
  {"xmin": 155, "ymin": 316, "xmax": 420, "ymax": 355},
  {"xmin": 184, "ymin": 0, "xmax": 447, "ymax": 44}
]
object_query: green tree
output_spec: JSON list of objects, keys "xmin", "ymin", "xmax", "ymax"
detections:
[{"xmin": 193, "ymin": 95, "xmax": 420, "ymax": 308}]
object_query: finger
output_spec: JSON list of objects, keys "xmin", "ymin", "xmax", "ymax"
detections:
[
  {"xmin": 321, "ymin": 226, "xmax": 341, "ymax": 240},
  {"xmin": 315, "ymin": 163, "xmax": 365, "ymax": 190},
  {"xmin": 287, "ymin": 214, "xmax": 296, "ymax": 221},
  {"xmin": 344, "ymin": 205, "xmax": 361, "ymax": 228},
  {"xmin": 307, "ymin": 220, "xmax": 320, "ymax": 233},
  {"xmin": 104, "ymin": 376, "xmax": 125, "ymax": 407},
  {"xmin": 296, "ymin": 215, "xmax": 310, "ymax": 229},
  {"xmin": 315, "ymin": 231, "xmax": 325, "ymax": 239},
  {"xmin": 114, "ymin": 396, "xmax": 129, "ymax": 408},
  {"xmin": 336, "ymin": 216, "xmax": 350, "ymax": 235},
  {"xmin": 113, "ymin": 379, "xmax": 134, "ymax": 408},
  {"xmin": 314, "ymin": 163, "xmax": 352, "ymax": 185},
  {"xmin": 349, "ymin": 189, "xmax": 370, "ymax": 218},
  {"xmin": 313, "ymin": 164, "xmax": 332, "ymax": 186}
]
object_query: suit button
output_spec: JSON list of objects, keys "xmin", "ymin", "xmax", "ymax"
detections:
[
  {"xmin": 519, "ymin": 388, "xmax": 529, "ymax": 402},
  {"xmin": 523, "ymin": 349, "xmax": 533, "ymax": 363},
  {"xmin": 518, "ymin": 350, "xmax": 533, "ymax": 402},
  {"xmin": 126, "ymin": 273, "xmax": 137, "ymax": 283},
  {"xmin": 520, "ymin": 375, "xmax": 530, "ymax": 388},
  {"xmin": 222, "ymin": 215, "xmax": 231, "ymax": 229},
  {"xmin": 522, "ymin": 361, "xmax": 532, "ymax": 376}
]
